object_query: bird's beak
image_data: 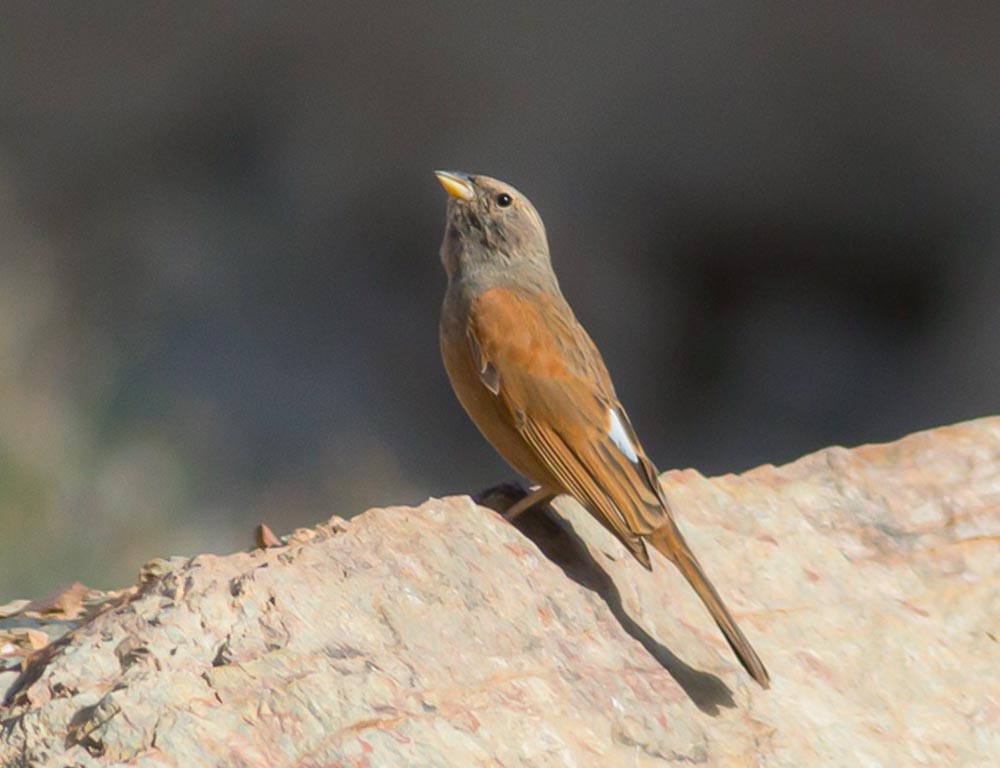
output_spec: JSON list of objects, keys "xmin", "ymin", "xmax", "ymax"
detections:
[{"xmin": 434, "ymin": 170, "xmax": 475, "ymax": 202}]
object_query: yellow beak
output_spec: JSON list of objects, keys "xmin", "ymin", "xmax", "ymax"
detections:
[{"xmin": 434, "ymin": 170, "xmax": 475, "ymax": 202}]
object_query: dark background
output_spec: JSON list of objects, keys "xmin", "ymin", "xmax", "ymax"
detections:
[{"xmin": 2, "ymin": 3, "xmax": 998, "ymax": 597}]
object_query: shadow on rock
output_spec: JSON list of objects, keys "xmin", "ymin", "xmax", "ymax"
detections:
[{"xmin": 476, "ymin": 484, "xmax": 736, "ymax": 716}]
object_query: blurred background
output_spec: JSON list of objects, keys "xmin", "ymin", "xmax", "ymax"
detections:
[{"xmin": 1, "ymin": 3, "xmax": 998, "ymax": 598}]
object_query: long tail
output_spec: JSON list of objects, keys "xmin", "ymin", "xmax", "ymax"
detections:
[{"xmin": 648, "ymin": 519, "xmax": 770, "ymax": 688}]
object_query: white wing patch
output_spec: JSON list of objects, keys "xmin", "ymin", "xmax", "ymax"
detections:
[{"xmin": 607, "ymin": 408, "xmax": 639, "ymax": 463}]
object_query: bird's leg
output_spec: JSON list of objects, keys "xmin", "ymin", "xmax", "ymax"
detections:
[{"xmin": 503, "ymin": 486, "xmax": 557, "ymax": 521}]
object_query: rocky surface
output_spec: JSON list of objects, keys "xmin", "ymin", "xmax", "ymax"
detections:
[{"xmin": 2, "ymin": 418, "xmax": 999, "ymax": 767}]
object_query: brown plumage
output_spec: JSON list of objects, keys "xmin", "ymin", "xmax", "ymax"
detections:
[{"xmin": 435, "ymin": 170, "xmax": 770, "ymax": 688}]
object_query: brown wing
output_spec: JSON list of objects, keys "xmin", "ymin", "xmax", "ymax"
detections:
[
  {"xmin": 468, "ymin": 286, "xmax": 772, "ymax": 686},
  {"xmin": 468, "ymin": 287, "xmax": 671, "ymax": 566}
]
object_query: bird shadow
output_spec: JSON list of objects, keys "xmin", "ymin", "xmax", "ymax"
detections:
[{"xmin": 475, "ymin": 483, "xmax": 736, "ymax": 716}]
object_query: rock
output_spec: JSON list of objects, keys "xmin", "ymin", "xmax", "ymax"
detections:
[{"xmin": 1, "ymin": 418, "xmax": 999, "ymax": 766}]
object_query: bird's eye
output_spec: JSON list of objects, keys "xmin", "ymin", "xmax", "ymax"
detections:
[{"xmin": 496, "ymin": 193, "xmax": 512, "ymax": 208}]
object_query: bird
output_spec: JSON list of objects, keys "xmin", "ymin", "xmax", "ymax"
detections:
[{"xmin": 434, "ymin": 170, "xmax": 770, "ymax": 688}]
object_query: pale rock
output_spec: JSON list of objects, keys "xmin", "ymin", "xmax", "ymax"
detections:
[{"xmin": 1, "ymin": 418, "xmax": 999, "ymax": 766}]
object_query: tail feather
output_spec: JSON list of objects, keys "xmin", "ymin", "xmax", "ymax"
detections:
[{"xmin": 649, "ymin": 520, "xmax": 770, "ymax": 688}]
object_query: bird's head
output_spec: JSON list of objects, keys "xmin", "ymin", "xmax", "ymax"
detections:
[{"xmin": 434, "ymin": 171, "xmax": 551, "ymax": 283}]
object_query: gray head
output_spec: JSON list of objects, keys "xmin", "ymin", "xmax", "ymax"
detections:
[{"xmin": 434, "ymin": 171, "xmax": 554, "ymax": 286}]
